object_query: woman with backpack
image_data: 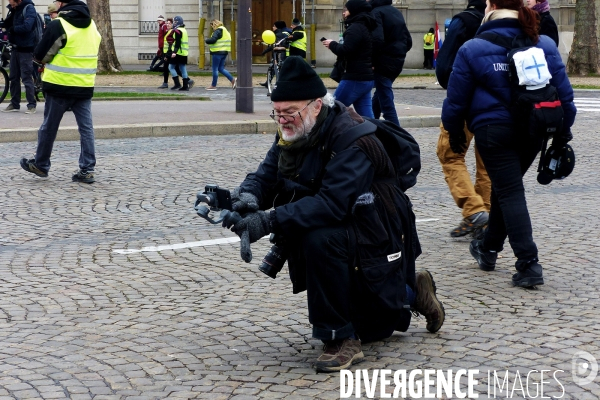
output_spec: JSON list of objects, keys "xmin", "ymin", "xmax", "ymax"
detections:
[
  {"xmin": 321, "ymin": 0, "xmax": 376, "ymax": 118},
  {"xmin": 423, "ymin": 28, "xmax": 435, "ymax": 69},
  {"xmin": 441, "ymin": 0, "xmax": 576, "ymax": 287}
]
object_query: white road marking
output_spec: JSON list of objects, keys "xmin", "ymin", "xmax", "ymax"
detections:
[{"xmin": 113, "ymin": 219, "xmax": 440, "ymax": 254}]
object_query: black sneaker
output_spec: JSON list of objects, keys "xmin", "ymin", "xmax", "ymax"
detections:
[
  {"xmin": 512, "ymin": 262, "xmax": 544, "ymax": 287},
  {"xmin": 259, "ymin": 81, "xmax": 268, "ymax": 87},
  {"xmin": 451, "ymin": 211, "xmax": 489, "ymax": 237},
  {"xmin": 469, "ymin": 239, "xmax": 497, "ymax": 271},
  {"xmin": 72, "ymin": 170, "xmax": 95, "ymax": 184},
  {"xmin": 20, "ymin": 158, "xmax": 48, "ymax": 177},
  {"xmin": 314, "ymin": 338, "xmax": 364, "ymax": 372},
  {"xmin": 413, "ymin": 270, "xmax": 445, "ymax": 333}
]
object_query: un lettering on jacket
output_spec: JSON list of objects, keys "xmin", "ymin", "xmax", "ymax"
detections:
[{"xmin": 513, "ymin": 47, "xmax": 552, "ymax": 87}]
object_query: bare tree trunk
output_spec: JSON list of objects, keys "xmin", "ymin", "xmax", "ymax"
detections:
[
  {"xmin": 87, "ymin": 0, "xmax": 122, "ymax": 72},
  {"xmin": 567, "ymin": 0, "xmax": 600, "ymax": 75}
]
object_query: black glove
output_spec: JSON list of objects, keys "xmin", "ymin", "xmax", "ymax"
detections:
[
  {"xmin": 552, "ymin": 128, "xmax": 572, "ymax": 148},
  {"xmin": 231, "ymin": 187, "xmax": 259, "ymax": 213},
  {"xmin": 448, "ymin": 130, "xmax": 467, "ymax": 154},
  {"xmin": 231, "ymin": 210, "xmax": 271, "ymax": 263}
]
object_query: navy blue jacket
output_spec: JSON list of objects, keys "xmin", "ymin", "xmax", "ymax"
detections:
[
  {"xmin": 8, "ymin": 0, "xmax": 37, "ymax": 52},
  {"xmin": 442, "ymin": 18, "xmax": 576, "ymax": 137}
]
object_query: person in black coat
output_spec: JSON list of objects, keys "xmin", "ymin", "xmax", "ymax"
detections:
[
  {"xmin": 526, "ymin": 0, "xmax": 559, "ymax": 46},
  {"xmin": 322, "ymin": 0, "xmax": 376, "ymax": 118},
  {"xmin": 225, "ymin": 56, "xmax": 445, "ymax": 373},
  {"xmin": 369, "ymin": 0, "xmax": 412, "ymax": 127}
]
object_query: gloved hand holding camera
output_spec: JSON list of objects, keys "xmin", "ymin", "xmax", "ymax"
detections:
[
  {"xmin": 448, "ymin": 130, "xmax": 467, "ymax": 154},
  {"xmin": 230, "ymin": 210, "xmax": 272, "ymax": 263},
  {"xmin": 231, "ymin": 187, "xmax": 260, "ymax": 213},
  {"xmin": 552, "ymin": 128, "xmax": 573, "ymax": 148}
]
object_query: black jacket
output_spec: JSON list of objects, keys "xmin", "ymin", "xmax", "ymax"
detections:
[
  {"xmin": 328, "ymin": 12, "xmax": 377, "ymax": 81},
  {"xmin": 539, "ymin": 11, "xmax": 559, "ymax": 46},
  {"xmin": 34, "ymin": 0, "xmax": 95, "ymax": 99},
  {"xmin": 435, "ymin": 2, "xmax": 484, "ymax": 89},
  {"xmin": 370, "ymin": 0, "xmax": 412, "ymax": 80}
]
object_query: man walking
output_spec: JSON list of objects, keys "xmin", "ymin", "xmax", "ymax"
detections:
[
  {"xmin": 2, "ymin": 0, "xmax": 38, "ymax": 114},
  {"xmin": 436, "ymin": 0, "xmax": 490, "ymax": 238},
  {"xmin": 20, "ymin": 0, "xmax": 101, "ymax": 184},
  {"xmin": 285, "ymin": 18, "xmax": 306, "ymax": 59},
  {"xmin": 369, "ymin": 0, "xmax": 412, "ymax": 127}
]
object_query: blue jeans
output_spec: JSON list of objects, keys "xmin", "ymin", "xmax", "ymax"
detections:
[
  {"xmin": 333, "ymin": 79, "xmax": 374, "ymax": 118},
  {"xmin": 9, "ymin": 51, "xmax": 36, "ymax": 109},
  {"xmin": 211, "ymin": 53, "xmax": 233, "ymax": 87},
  {"xmin": 474, "ymin": 125, "xmax": 543, "ymax": 263},
  {"xmin": 372, "ymin": 73, "xmax": 399, "ymax": 127},
  {"xmin": 34, "ymin": 94, "xmax": 96, "ymax": 174},
  {"xmin": 169, "ymin": 62, "xmax": 188, "ymax": 79}
]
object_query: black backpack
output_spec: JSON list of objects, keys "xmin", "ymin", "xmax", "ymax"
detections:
[
  {"xmin": 477, "ymin": 32, "xmax": 564, "ymax": 139},
  {"xmin": 329, "ymin": 119, "xmax": 422, "ymax": 342},
  {"xmin": 23, "ymin": 4, "xmax": 44, "ymax": 45}
]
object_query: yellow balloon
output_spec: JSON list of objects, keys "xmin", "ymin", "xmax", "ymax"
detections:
[{"xmin": 262, "ymin": 30, "xmax": 276, "ymax": 45}]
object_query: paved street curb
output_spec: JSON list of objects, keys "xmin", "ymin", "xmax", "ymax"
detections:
[{"xmin": 0, "ymin": 116, "xmax": 441, "ymax": 143}]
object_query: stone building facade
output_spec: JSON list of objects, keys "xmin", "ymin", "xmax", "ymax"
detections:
[{"xmin": 0, "ymin": 0, "xmax": 577, "ymax": 68}]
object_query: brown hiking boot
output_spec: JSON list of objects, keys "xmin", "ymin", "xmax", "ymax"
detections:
[
  {"xmin": 413, "ymin": 270, "xmax": 445, "ymax": 333},
  {"xmin": 314, "ymin": 338, "xmax": 364, "ymax": 372},
  {"xmin": 450, "ymin": 211, "xmax": 489, "ymax": 238}
]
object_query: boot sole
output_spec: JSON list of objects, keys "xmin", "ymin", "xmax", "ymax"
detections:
[
  {"xmin": 315, "ymin": 351, "xmax": 364, "ymax": 372},
  {"xmin": 416, "ymin": 270, "xmax": 445, "ymax": 333},
  {"xmin": 469, "ymin": 242, "xmax": 496, "ymax": 271},
  {"xmin": 512, "ymin": 276, "xmax": 544, "ymax": 287}
]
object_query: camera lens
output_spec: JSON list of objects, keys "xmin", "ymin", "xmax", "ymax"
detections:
[{"xmin": 259, "ymin": 244, "xmax": 287, "ymax": 279}]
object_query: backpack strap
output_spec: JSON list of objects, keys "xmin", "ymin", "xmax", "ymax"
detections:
[{"xmin": 330, "ymin": 120, "xmax": 378, "ymax": 157}]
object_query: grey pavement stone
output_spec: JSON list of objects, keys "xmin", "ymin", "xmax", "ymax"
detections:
[{"xmin": 0, "ymin": 100, "xmax": 599, "ymax": 399}]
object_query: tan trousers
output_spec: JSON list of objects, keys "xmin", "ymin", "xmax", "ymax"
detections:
[{"xmin": 436, "ymin": 122, "xmax": 491, "ymax": 219}]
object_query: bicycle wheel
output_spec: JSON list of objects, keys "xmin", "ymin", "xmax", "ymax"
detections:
[
  {"xmin": 266, "ymin": 66, "xmax": 274, "ymax": 97},
  {"xmin": 0, "ymin": 67, "xmax": 8, "ymax": 105}
]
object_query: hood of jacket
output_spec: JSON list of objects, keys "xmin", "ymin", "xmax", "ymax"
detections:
[
  {"xmin": 345, "ymin": 12, "xmax": 377, "ymax": 31},
  {"xmin": 57, "ymin": 0, "xmax": 92, "ymax": 29},
  {"xmin": 370, "ymin": 0, "xmax": 393, "ymax": 8}
]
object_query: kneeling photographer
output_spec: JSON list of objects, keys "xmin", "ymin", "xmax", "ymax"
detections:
[{"xmin": 222, "ymin": 56, "xmax": 445, "ymax": 373}]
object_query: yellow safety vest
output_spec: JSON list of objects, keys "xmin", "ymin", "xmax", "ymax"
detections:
[
  {"xmin": 423, "ymin": 33, "xmax": 435, "ymax": 50},
  {"xmin": 287, "ymin": 30, "xmax": 307, "ymax": 56},
  {"xmin": 175, "ymin": 27, "xmax": 189, "ymax": 56},
  {"xmin": 209, "ymin": 26, "xmax": 231, "ymax": 53},
  {"xmin": 43, "ymin": 17, "xmax": 101, "ymax": 88},
  {"xmin": 163, "ymin": 29, "xmax": 173, "ymax": 53}
]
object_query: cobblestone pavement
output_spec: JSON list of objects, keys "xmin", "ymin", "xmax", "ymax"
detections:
[{"xmin": 0, "ymin": 104, "xmax": 599, "ymax": 399}]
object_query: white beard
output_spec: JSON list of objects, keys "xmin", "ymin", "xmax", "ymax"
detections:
[{"xmin": 278, "ymin": 111, "xmax": 317, "ymax": 142}]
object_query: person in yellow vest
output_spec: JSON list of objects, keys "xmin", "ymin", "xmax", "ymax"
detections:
[
  {"xmin": 205, "ymin": 19, "xmax": 236, "ymax": 91},
  {"xmin": 285, "ymin": 18, "xmax": 307, "ymax": 59},
  {"xmin": 20, "ymin": 0, "xmax": 101, "ymax": 184},
  {"xmin": 168, "ymin": 16, "xmax": 194, "ymax": 91},
  {"xmin": 423, "ymin": 27, "xmax": 435, "ymax": 69}
]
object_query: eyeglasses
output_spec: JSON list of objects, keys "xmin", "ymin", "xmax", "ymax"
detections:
[{"xmin": 270, "ymin": 100, "xmax": 315, "ymax": 123}]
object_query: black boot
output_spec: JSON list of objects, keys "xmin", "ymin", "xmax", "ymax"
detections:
[
  {"xmin": 259, "ymin": 81, "xmax": 268, "ymax": 87},
  {"xmin": 179, "ymin": 78, "xmax": 190, "ymax": 91},
  {"xmin": 170, "ymin": 77, "xmax": 181, "ymax": 90}
]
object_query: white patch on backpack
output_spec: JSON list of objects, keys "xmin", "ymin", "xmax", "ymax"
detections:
[
  {"xmin": 512, "ymin": 47, "xmax": 551, "ymax": 88},
  {"xmin": 387, "ymin": 252, "xmax": 401, "ymax": 262}
]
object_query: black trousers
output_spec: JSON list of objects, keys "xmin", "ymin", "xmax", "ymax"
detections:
[
  {"xmin": 302, "ymin": 225, "xmax": 355, "ymax": 341},
  {"xmin": 474, "ymin": 124, "xmax": 543, "ymax": 266}
]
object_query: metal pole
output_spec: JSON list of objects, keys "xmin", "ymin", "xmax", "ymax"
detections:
[
  {"xmin": 293, "ymin": 0, "xmax": 296, "ymax": 20},
  {"xmin": 236, "ymin": 0, "xmax": 253, "ymax": 113}
]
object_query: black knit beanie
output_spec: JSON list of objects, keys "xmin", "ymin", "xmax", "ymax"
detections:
[
  {"xmin": 345, "ymin": 0, "xmax": 372, "ymax": 15},
  {"xmin": 467, "ymin": 0, "xmax": 486, "ymax": 13},
  {"xmin": 274, "ymin": 20, "xmax": 287, "ymax": 30},
  {"xmin": 270, "ymin": 56, "xmax": 327, "ymax": 102}
]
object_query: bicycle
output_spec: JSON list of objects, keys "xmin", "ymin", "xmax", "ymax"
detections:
[
  {"xmin": 0, "ymin": 39, "xmax": 11, "ymax": 104},
  {"xmin": 261, "ymin": 36, "xmax": 288, "ymax": 97}
]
